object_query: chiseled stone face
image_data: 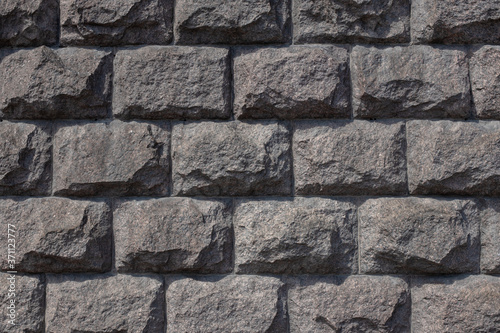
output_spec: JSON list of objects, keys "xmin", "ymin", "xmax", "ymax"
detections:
[
  {"xmin": 166, "ymin": 275, "xmax": 287, "ymax": 333},
  {"xmin": 233, "ymin": 45, "xmax": 350, "ymax": 119},
  {"xmin": 234, "ymin": 197, "xmax": 357, "ymax": 274},
  {"xmin": 470, "ymin": 46, "xmax": 500, "ymax": 119},
  {"xmin": 480, "ymin": 199, "xmax": 500, "ymax": 274},
  {"xmin": 359, "ymin": 197, "xmax": 480, "ymax": 274}
]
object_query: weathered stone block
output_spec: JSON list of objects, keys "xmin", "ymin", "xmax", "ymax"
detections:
[
  {"xmin": 351, "ymin": 46, "xmax": 470, "ymax": 119},
  {"xmin": 172, "ymin": 121, "xmax": 292, "ymax": 196},
  {"xmin": 60, "ymin": 0, "xmax": 173, "ymax": 46},
  {"xmin": 114, "ymin": 198, "xmax": 232, "ymax": 273},
  {"xmin": 288, "ymin": 275, "xmax": 410, "ymax": 333},
  {"xmin": 359, "ymin": 197, "xmax": 480, "ymax": 274},
  {"xmin": 113, "ymin": 46, "xmax": 230, "ymax": 120},
  {"xmin": 53, "ymin": 121, "xmax": 170, "ymax": 196},
  {"xmin": 46, "ymin": 274, "xmax": 164, "ymax": 333},
  {"xmin": 470, "ymin": 46, "xmax": 500, "ymax": 119},
  {"xmin": 166, "ymin": 275, "xmax": 286, "ymax": 333},
  {"xmin": 480, "ymin": 199, "xmax": 500, "ymax": 274},
  {"xmin": 294, "ymin": 120, "xmax": 407, "ymax": 195},
  {"xmin": 407, "ymin": 120, "xmax": 500, "ymax": 196},
  {"xmin": 174, "ymin": 0, "xmax": 290, "ymax": 44},
  {"xmin": 233, "ymin": 46, "xmax": 350, "ymax": 119},
  {"xmin": 412, "ymin": 275, "xmax": 500, "ymax": 333},
  {"xmin": 293, "ymin": 0, "xmax": 410, "ymax": 43},
  {"xmin": 0, "ymin": 121, "xmax": 51, "ymax": 195},
  {"xmin": 0, "ymin": 0, "xmax": 58, "ymax": 46},
  {"xmin": 234, "ymin": 197, "xmax": 357, "ymax": 274},
  {"xmin": 0, "ymin": 198, "xmax": 112, "ymax": 273}
]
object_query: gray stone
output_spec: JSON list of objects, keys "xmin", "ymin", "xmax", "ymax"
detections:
[
  {"xmin": 166, "ymin": 275, "xmax": 287, "ymax": 333},
  {"xmin": 114, "ymin": 198, "xmax": 232, "ymax": 273},
  {"xmin": 293, "ymin": 0, "xmax": 410, "ymax": 43},
  {"xmin": 172, "ymin": 121, "xmax": 292, "ymax": 196},
  {"xmin": 0, "ymin": 121, "xmax": 51, "ymax": 195},
  {"xmin": 359, "ymin": 197, "xmax": 480, "ymax": 274},
  {"xmin": 294, "ymin": 120, "xmax": 407, "ymax": 195},
  {"xmin": 480, "ymin": 199, "xmax": 500, "ymax": 274},
  {"xmin": 288, "ymin": 275, "xmax": 410, "ymax": 333},
  {"xmin": 234, "ymin": 197, "xmax": 357, "ymax": 274},
  {"xmin": 46, "ymin": 274, "xmax": 164, "ymax": 333},
  {"xmin": 351, "ymin": 46, "xmax": 470, "ymax": 119},
  {"xmin": 0, "ymin": 197, "xmax": 112, "ymax": 273},
  {"xmin": 0, "ymin": 0, "xmax": 58, "ymax": 46},
  {"xmin": 407, "ymin": 120, "xmax": 500, "ymax": 196},
  {"xmin": 470, "ymin": 46, "xmax": 500, "ymax": 119},
  {"xmin": 53, "ymin": 121, "xmax": 170, "ymax": 196},
  {"xmin": 412, "ymin": 275, "xmax": 500, "ymax": 333},
  {"xmin": 113, "ymin": 46, "xmax": 230, "ymax": 120},
  {"xmin": 411, "ymin": 0, "xmax": 500, "ymax": 44},
  {"xmin": 174, "ymin": 0, "xmax": 290, "ymax": 44},
  {"xmin": 60, "ymin": 0, "xmax": 173, "ymax": 46},
  {"xmin": 0, "ymin": 273, "xmax": 45, "ymax": 333},
  {"xmin": 233, "ymin": 46, "xmax": 350, "ymax": 119}
]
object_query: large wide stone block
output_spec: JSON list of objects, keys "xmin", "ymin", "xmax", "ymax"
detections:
[
  {"xmin": 359, "ymin": 198, "xmax": 480, "ymax": 274},
  {"xmin": 113, "ymin": 46, "xmax": 230, "ymax": 120},
  {"xmin": 233, "ymin": 46, "xmax": 350, "ymax": 119},
  {"xmin": 234, "ymin": 197, "xmax": 357, "ymax": 274},
  {"xmin": 470, "ymin": 46, "xmax": 500, "ymax": 119},
  {"xmin": 480, "ymin": 199, "xmax": 500, "ymax": 274},
  {"xmin": 0, "ymin": 121, "xmax": 51, "ymax": 195},
  {"xmin": 0, "ymin": 47, "xmax": 112, "ymax": 119},
  {"xmin": 288, "ymin": 275, "xmax": 410, "ymax": 333},
  {"xmin": 60, "ymin": 0, "xmax": 173, "ymax": 46},
  {"xmin": 114, "ymin": 198, "xmax": 232, "ymax": 273},
  {"xmin": 166, "ymin": 275, "xmax": 286, "ymax": 333},
  {"xmin": 294, "ymin": 120, "xmax": 407, "ymax": 195},
  {"xmin": 53, "ymin": 121, "xmax": 170, "ymax": 196},
  {"xmin": 172, "ymin": 121, "xmax": 292, "ymax": 196},
  {"xmin": 46, "ymin": 274, "xmax": 164, "ymax": 333},
  {"xmin": 407, "ymin": 120, "xmax": 500, "ymax": 196},
  {"xmin": 0, "ymin": 198, "xmax": 112, "ymax": 273},
  {"xmin": 351, "ymin": 46, "xmax": 470, "ymax": 119}
]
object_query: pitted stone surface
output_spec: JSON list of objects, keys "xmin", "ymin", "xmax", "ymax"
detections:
[
  {"xmin": 470, "ymin": 46, "xmax": 500, "ymax": 119},
  {"xmin": 233, "ymin": 45, "xmax": 350, "ymax": 119},
  {"xmin": 480, "ymin": 199, "xmax": 500, "ymax": 273}
]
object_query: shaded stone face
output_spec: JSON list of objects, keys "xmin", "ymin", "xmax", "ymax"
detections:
[
  {"xmin": 166, "ymin": 275, "xmax": 287, "ymax": 333},
  {"xmin": 113, "ymin": 46, "xmax": 231, "ymax": 120},
  {"xmin": 288, "ymin": 275, "xmax": 410, "ymax": 333},
  {"xmin": 53, "ymin": 121, "xmax": 170, "ymax": 196},
  {"xmin": 470, "ymin": 46, "xmax": 500, "ymax": 119},
  {"xmin": 480, "ymin": 199, "xmax": 500, "ymax": 274},
  {"xmin": 0, "ymin": 47, "xmax": 112, "ymax": 119},
  {"xmin": 46, "ymin": 274, "xmax": 165, "ymax": 333},
  {"xmin": 351, "ymin": 45, "xmax": 470, "ymax": 119},
  {"xmin": 174, "ymin": 0, "xmax": 290, "ymax": 44},
  {"xmin": 233, "ymin": 45, "xmax": 350, "ymax": 119},
  {"xmin": 234, "ymin": 197, "xmax": 357, "ymax": 274},
  {"xmin": 60, "ymin": 0, "xmax": 173, "ymax": 46},
  {"xmin": 407, "ymin": 120, "xmax": 500, "ymax": 196},
  {"xmin": 412, "ymin": 275, "xmax": 500, "ymax": 333}
]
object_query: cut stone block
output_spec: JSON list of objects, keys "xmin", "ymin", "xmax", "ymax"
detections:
[
  {"xmin": 470, "ymin": 46, "xmax": 500, "ymax": 119},
  {"xmin": 480, "ymin": 199, "xmax": 500, "ymax": 274}
]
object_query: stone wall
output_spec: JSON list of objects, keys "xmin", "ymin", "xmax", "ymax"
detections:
[{"xmin": 1, "ymin": 0, "xmax": 500, "ymax": 332}]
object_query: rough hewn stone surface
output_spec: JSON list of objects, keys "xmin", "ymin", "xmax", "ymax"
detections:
[
  {"xmin": 0, "ymin": 121, "xmax": 51, "ymax": 195},
  {"xmin": 174, "ymin": 0, "xmax": 290, "ymax": 44},
  {"xmin": 470, "ymin": 46, "xmax": 500, "ymax": 119},
  {"xmin": 234, "ymin": 197, "xmax": 357, "ymax": 274},
  {"xmin": 114, "ymin": 198, "xmax": 232, "ymax": 273},
  {"xmin": 288, "ymin": 275, "xmax": 410, "ymax": 333},
  {"xmin": 480, "ymin": 199, "xmax": 500, "ymax": 274},
  {"xmin": 53, "ymin": 121, "xmax": 170, "ymax": 196},
  {"xmin": 46, "ymin": 274, "xmax": 164, "ymax": 333},
  {"xmin": 233, "ymin": 46, "xmax": 350, "ymax": 119},
  {"xmin": 412, "ymin": 275, "xmax": 500, "ymax": 332},
  {"xmin": 172, "ymin": 121, "xmax": 291, "ymax": 196},
  {"xmin": 166, "ymin": 275, "xmax": 287, "ymax": 333},
  {"xmin": 293, "ymin": 0, "xmax": 410, "ymax": 43},
  {"xmin": 359, "ymin": 198, "xmax": 480, "ymax": 274},
  {"xmin": 411, "ymin": 0, "xmax": 500, "ymax": 44},
  {"xmin": 0, "ymin": 0, "xmax": 58, "ymax": 47},
  {"xmin": 60, "ymin": 0, "xmax": 173, "ymax": 46},
  {"xmin": 294, "ymin": 120, "xmax": 407, "ymax": 195},
  {"xmin": 407, "ymin": 120, "xmax": 500, "ymax": 196},
  {"xmin": 113, "ymin": 46, "xmax": 230, "ymax": 120},
  {"xmin": 0, "ymin": 47, "xmax": 112, "ymax": 120},
  {"xmin": 0, "ymin": 198, "xmax": 111, "ymax": 273},
  {"xmin": 351, "ymin": 46, "xmax": 470, "ymax": 119}
]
